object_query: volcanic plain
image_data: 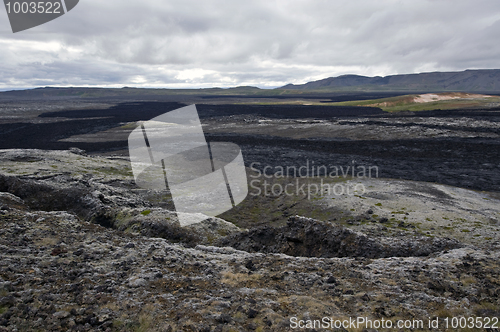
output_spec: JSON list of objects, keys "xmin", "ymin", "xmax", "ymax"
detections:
[{"xmin": 0, "ymin": 91, "xmax": 499, "ymax": 331}]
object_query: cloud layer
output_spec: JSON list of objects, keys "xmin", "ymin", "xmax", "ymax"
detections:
[{"xmin": 1, "ymin": 0, "xmax": 500, "ymax": 89}]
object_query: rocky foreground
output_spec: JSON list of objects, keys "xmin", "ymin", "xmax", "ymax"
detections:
[{"xmin": 0, "ymin": 149, "xmax": 499, "ymax": 331}]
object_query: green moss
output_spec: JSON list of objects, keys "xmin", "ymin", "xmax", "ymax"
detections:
[
  {"xmin": 112, "ymin": 320, "xmax": 124, "ymax": 329},
  {"xmin": 97, "ymin": 166, "xmax": 134, "ymax": 177},
  {"xmin": 217, "ymin": 228, "xmax": 230, "ymax": 236},
  {"xmin": 120, "ymin": 122, "xmax": 139, "ymax": 130},
  {"xmin": 375, "ymin": 203, "xmax": 382, "ymax": 206},
  {"xmin": 141, "ymin": 210, "xmax": 151, "ymax": 216},
  {"xmin": 205, "ymin": 234, "xmax": 216, "ymax": 244}
]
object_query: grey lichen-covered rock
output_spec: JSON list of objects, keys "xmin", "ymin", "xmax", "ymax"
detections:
[
  {"xmin": 0, "ymin": 192, "xmax": 26, "ymax": 210},
  {"xmin": 114, "ymin": 208, "xmax": 242, "ymax": 246},
  {"xmin": 217, "ymin": 215, "xmax": 462, "ymax": 258},
  {"xmin": 127, "ymin": 277, "xmax": 148, "ymax": 288},
  {"xmin": 0, "ymin": 148, "xmax": 499, "ymax": 331},
  {"xmin": 0, "ymin": 149, "xmax": 242, "ymax": 246},
  {"xmin": 0, "ymin": 206, "xmax": 498, "ymax": 332}
]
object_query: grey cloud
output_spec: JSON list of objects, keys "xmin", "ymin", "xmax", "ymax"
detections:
[{"xmin": 1, "ymin": 0, "xmax": 500, "ymax": 88}]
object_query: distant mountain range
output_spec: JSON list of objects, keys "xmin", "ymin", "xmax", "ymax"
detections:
[
  {"xmin": 281, "ymin": 69, "xmax": 500, "ymax": 92},
  {"xmin": 2, "ymin": 69, "xmax": 500, "ymax": 98}
]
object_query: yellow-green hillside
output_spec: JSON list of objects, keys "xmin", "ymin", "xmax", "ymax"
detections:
[{"xmin": 241, "ymin": 92, "xmax": 500, "ymax": 112}]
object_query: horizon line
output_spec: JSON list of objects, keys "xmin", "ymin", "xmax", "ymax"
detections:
[{"xmin": 1, "ymin": 68, "xmax": 499, "ymax": 92}]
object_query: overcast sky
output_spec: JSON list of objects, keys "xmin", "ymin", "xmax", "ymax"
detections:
[{"xmin": 1, "ymin": 0, "xmax": 500, "ymax": 89}]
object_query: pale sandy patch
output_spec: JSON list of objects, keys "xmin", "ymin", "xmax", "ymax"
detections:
[{"xmin": 413, "ymin": 92, "xmax": 492, "ymax": 103}]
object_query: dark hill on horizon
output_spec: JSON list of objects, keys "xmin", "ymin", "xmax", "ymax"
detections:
[
  {"xmin": 2, "ymin": 69, "xmax": 500, "ymax": 98},
  {"xmin": 282, "ymin": 69, "xmax": 500, "ymax": 92}
]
